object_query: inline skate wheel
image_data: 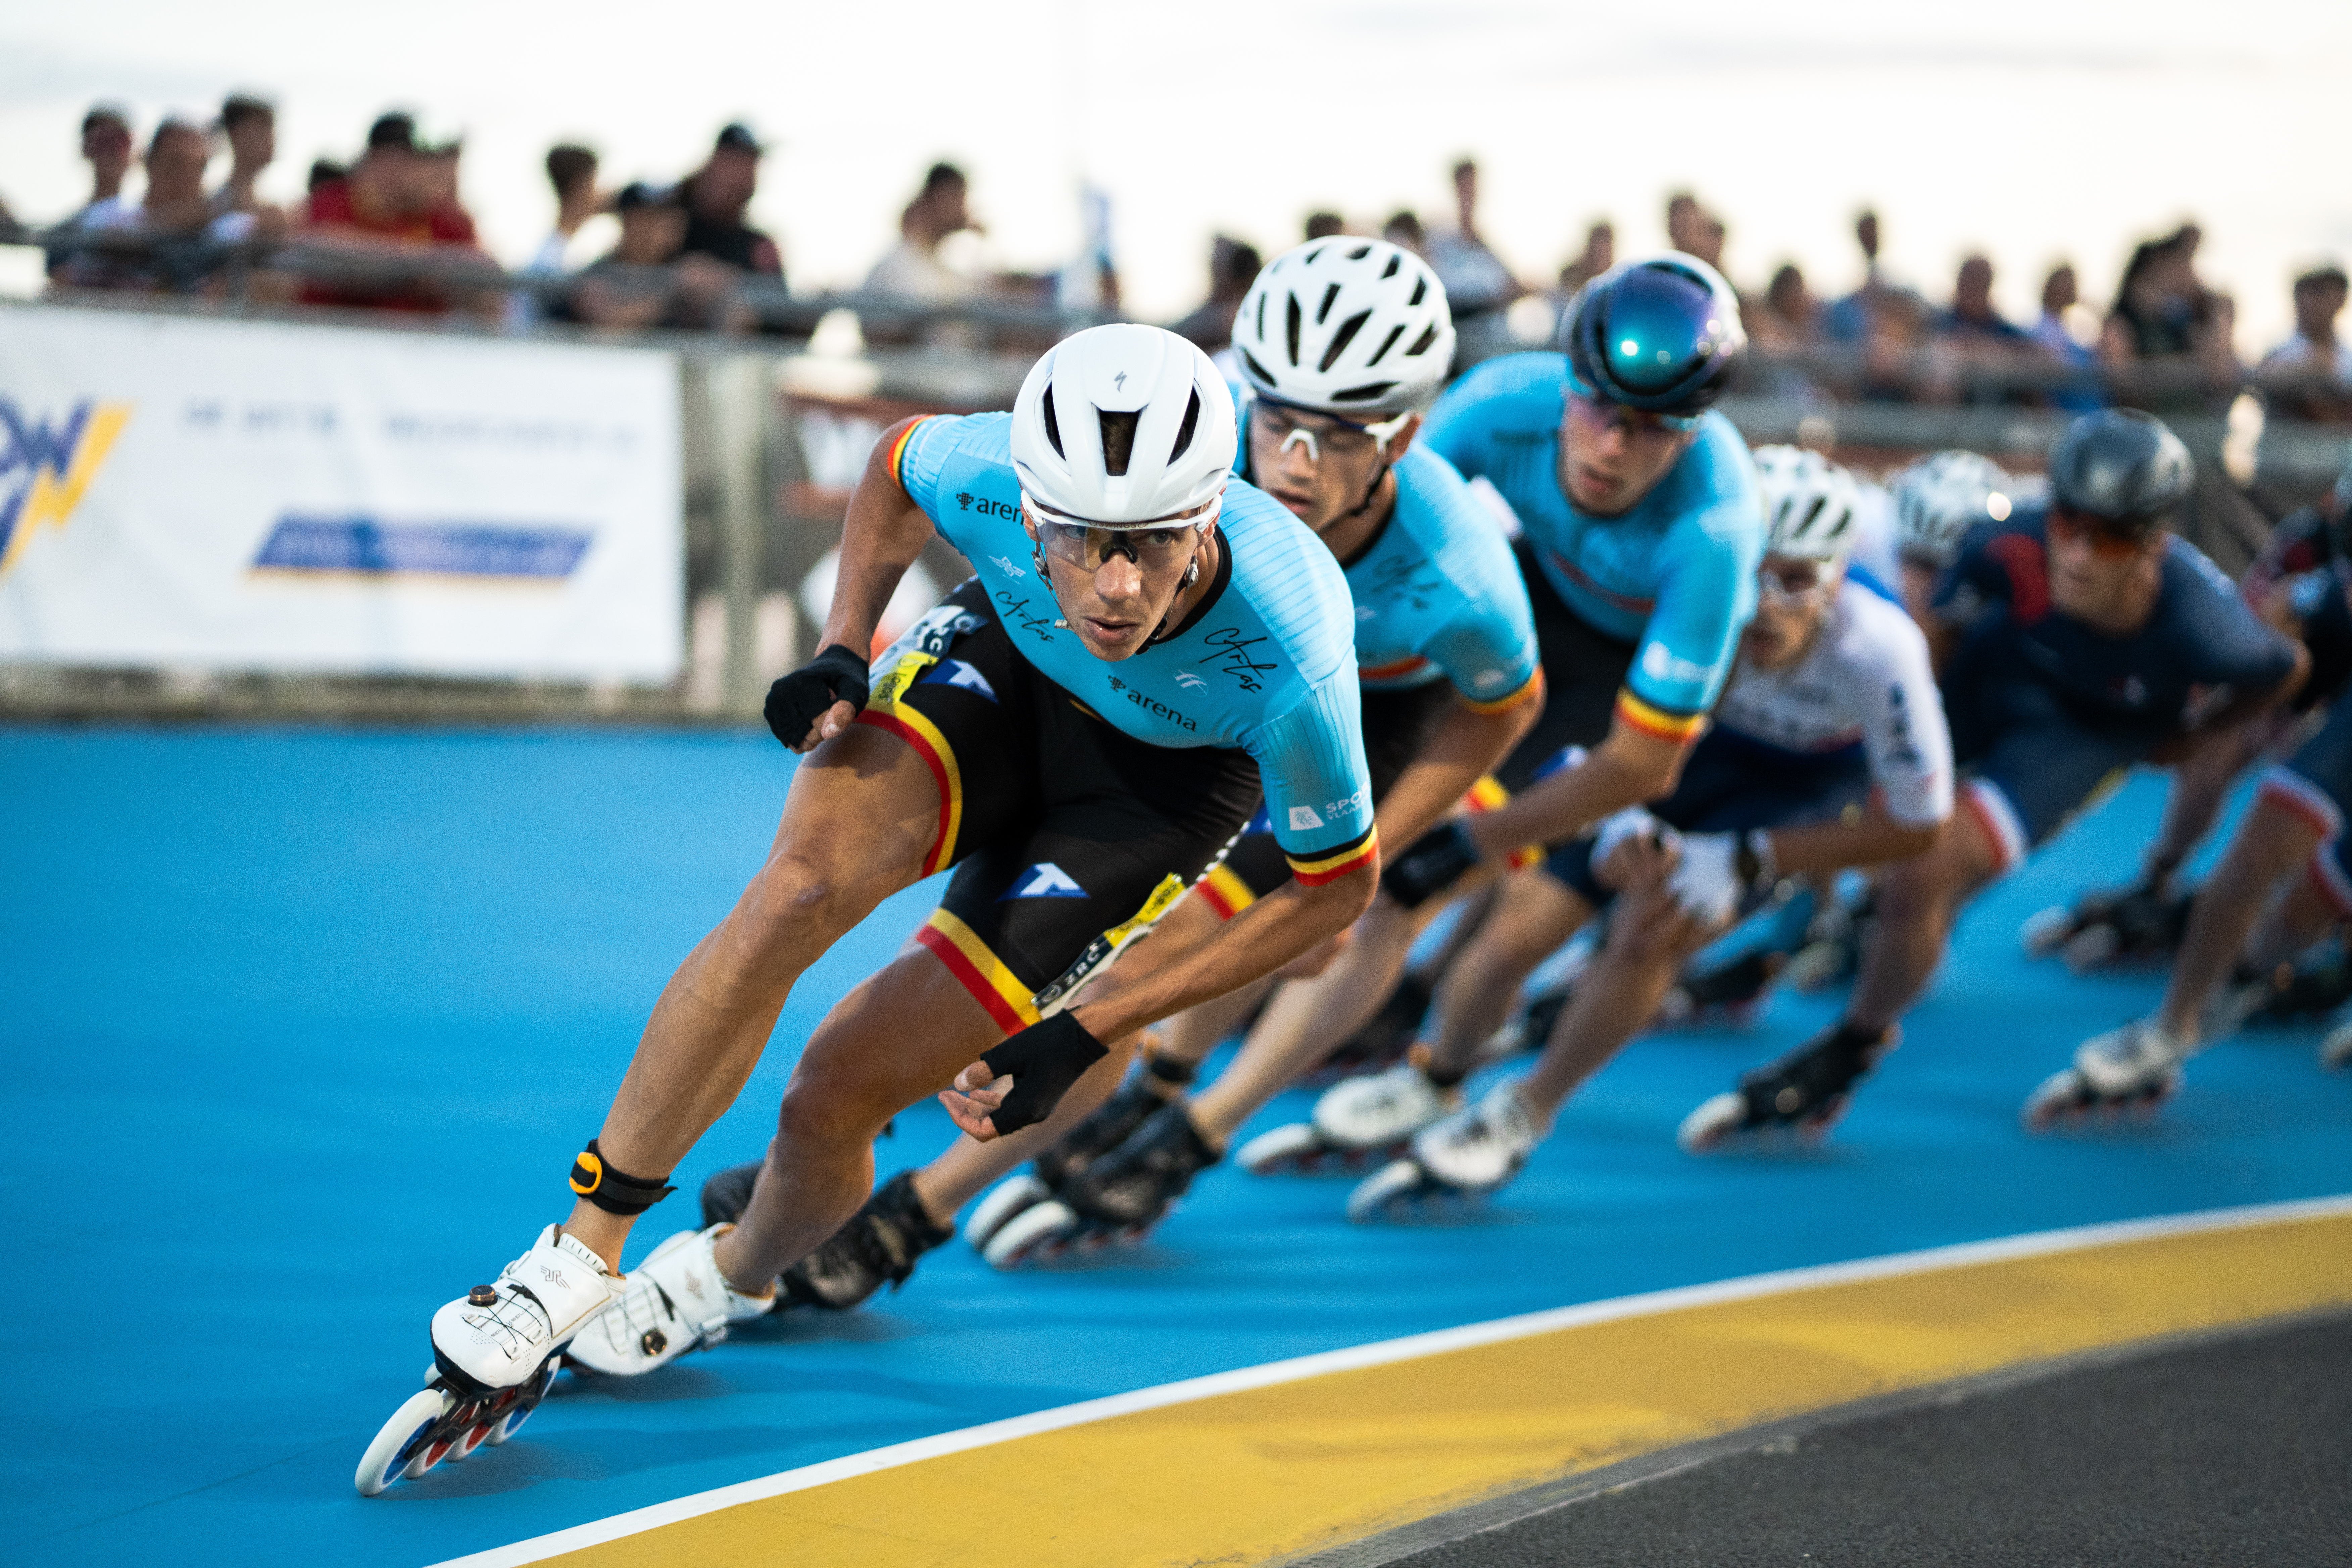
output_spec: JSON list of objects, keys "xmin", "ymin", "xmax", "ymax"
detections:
[
  {"xmin": 2019, "ymin": 905, "xmax": 2075, "ymax": 959},
  {"xmin": 355, "ymin": 1387, "xmax": 450, "ymax": 1497},
  {"xmin": 1782, "ymin": 940, "xmax": 1847, "ymax": 993},
  {"xmin": 2320, "ymin": 1022, "xmax": 2352, "ymax": 1071},
  {"xmin": 1235, "ymin": 1121, "xmax": 1324, "ymax": 1176},
  {"xmin": 1345, "ymin": 1159, "xmax": 1430, "ymax": 1223},
  {"xmin": 981, "ymin": 1199, "xmax": 1079, "ymax": 1269},
  {"xmin": 963, "ymin": 1174, "xmax": 1051, "ymax": 1252},
  {"xmin": 1676, "ymin": 1090, "xmax": 1748, "ymax": 1154},
  {"xmin": 487, "ymin": 1359, "xmax": 560, "ymax": 1446}
]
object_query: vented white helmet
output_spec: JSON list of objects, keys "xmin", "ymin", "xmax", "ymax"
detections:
[
  {"xmin": 1231, "ymin": 238, "xmax": 1455, "ymax": 419},
  {"xmin": 1011, "ymin": 324, "xmax": 1234, "ymax": 525},
  {"xmin": 1753, "ymin": 445, "xmax": 1862, "ymax": 562},
  {"xmin": 1890, "ymin": 449, "xmax": 2014, "ymax": 569}
]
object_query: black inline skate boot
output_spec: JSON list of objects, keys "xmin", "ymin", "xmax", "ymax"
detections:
[
  {"xmin": 1678, "ymin": 1020, "xmax": 1895, "ymax": 1150},
  {"xmin": 1060, "ymin": 1101, "xmax": 1222, "ymax": 1229}
]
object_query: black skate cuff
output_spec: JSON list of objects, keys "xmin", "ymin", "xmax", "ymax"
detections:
[
  {"xmin": 569, "ymin": 1139, "xmax": 677, "ymax": 1216},
  {"xmin": 1141, "ymin": 1047, "xmax": 1199, "ymax": 1088}
]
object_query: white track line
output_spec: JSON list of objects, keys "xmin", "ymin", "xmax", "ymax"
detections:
[{"xmin": 427, "ymin": 1192, "xmax": 2352, "ymax": 1568}]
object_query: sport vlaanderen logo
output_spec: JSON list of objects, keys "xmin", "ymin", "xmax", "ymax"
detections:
[{"xmin": 0, "ymin": 398, "xmax": 133, "ymax": 577}]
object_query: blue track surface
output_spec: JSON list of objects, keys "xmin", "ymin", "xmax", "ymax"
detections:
[{"xmin": 5, "ymin": 727, "xmax": 2347, "ymax": 1568}]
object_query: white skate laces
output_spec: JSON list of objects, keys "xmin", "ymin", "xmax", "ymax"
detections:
[
  {"xmin": 2074, "ymin": 1016, "xmax": 2188, "ymax": 1095},
  {"xmin": 565, "ymin": 1224, "xmax": 775, "ymax": 1377},
  {"xmin": 1411, "ymin": 1082, "xmax": 1544, "ymax": 1192},
  {"xmin": 430, "ymin": 1225, "xmax": 621, "ymax": 1390}
]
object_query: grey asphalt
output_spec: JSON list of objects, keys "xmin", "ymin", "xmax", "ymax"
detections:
[{"xmin": 1315, "ymin": 1312, "xmax": 2350, "ymax": 1568}]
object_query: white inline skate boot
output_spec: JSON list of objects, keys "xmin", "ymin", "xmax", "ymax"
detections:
[
  {"xmin": 2022, "ymin": 1016, "xmax": 2190, "ymax": 1129},
  {"xmin": 1348, "ymin": 1081, "xmax": 1542, "ymax": 1221},
  {"xmin": 1235, "ymin": 1057, "xmax": 1463, "ymax": 1175},
  {"xmin": 564, "ymin": 1224, "xmax": 776, "ymax": 1376},
  {"xmin": 356, "ymin": 1224, "xmax": 622, "ymax": 1496}
]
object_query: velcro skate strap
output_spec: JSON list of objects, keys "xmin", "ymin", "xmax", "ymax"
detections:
[{"xmin": 568, "ymin": 1139, "xmax": 677, "ymax": 1215}]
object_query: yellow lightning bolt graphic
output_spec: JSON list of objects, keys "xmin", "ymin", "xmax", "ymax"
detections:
[{"xmin": 0, "ymin": 403, "xmax": 133, "ymax": 578}]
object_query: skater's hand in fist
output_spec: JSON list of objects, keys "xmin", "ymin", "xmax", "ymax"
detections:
[
  {"xmin": 765, "ymin": 643, "xmax": 872, "ymax": 753},
  {"xmin": 941, "ymin": 1012, "xmax": 1109, "ymax": 1140},
  {"xmin": 1595, "ymin": 808, "xmax": 1680, "ymax": 890}
]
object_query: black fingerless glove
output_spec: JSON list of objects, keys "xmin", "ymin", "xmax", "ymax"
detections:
[
  {"xmin": 764, "ymin": 643, "xmax": 872, "ymax": 749},
  {"xmin": 974, "ymin": 1012, "xmax": 1109, "ymax": 1136},
  {"xmin": 1380, "ymin": 819, "xmax": 1482, "ymax": 910}
]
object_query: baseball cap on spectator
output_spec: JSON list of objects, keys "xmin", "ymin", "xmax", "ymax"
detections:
[
  {"xmin": 613, "ymin": 181, "xmax": 681, "ymax": 212},
  {"xmin": 714, "ymin": 123, "xmax": 764, "ymax": 155},
  {"xmin": 367, "ymin": 112, "xmax": 419, "ymax": 153},
  {"xmin": 218, "ymin": 94, "xmax": 272, "ymax": 133}
]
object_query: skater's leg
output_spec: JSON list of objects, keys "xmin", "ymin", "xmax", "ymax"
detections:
[
  {"xmin": 1846, "ymin": 805, "xmax": 2000, "ymax": 1032},
  {"xmin": 910, "ymin": 1035, "xmax": 1140, "ymax": 1220},
  {"xmin": 715, "ymin": 945, "xmax": 1004, "ymax": 1288},
  {"xmin": 568, "ymin": 725, "xmax": 942, "ymax": 1268},
  {"xmin": 2152, "ymin": 799, "xmax": 2322, "ymax": 1042},
  {"xmin": 1189, "ymin": 895, "xmax": 1426, "ymax": 1141},
  {"xmin": 1423, "ymin": 868, "xmax": 1593, "ymax": 1079},
  {"xmin": 2246, "ymin": 876, "xmax": 2343, "ymax": 972},
  {"xmin": 1518, "ymin": 879, "xmax": 1711, "ymax": 1120}
]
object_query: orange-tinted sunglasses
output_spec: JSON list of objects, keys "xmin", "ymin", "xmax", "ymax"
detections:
[{"xmin": 2047, "ymin": 507, "xmax": 2149, "ymax": 561}]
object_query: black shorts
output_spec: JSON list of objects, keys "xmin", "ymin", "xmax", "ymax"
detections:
[
  {"xmin": 1196, "ymin": 680, "xmax": 1457, "ymax": 914},
  {"xmin": 1495, "ymin": 536, "xmax": 1639, "ymax": 791},
  {"xmin": 859, "ymin": 580, "xmax": 1261, "ymax": 1034},
  {"xmin": 1546, "ymin": 726, "xmax": 1871, "ymax": 906}
]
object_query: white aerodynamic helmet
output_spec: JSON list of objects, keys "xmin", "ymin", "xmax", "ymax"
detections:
[
  {"xmin": 1890, "ymin": 449, "xmax": 2014, "ymax": 569},
  {"xmin": 1753, "ymin": 444, "xmax": 1862, "ymax": 562},
  {"xmin": 1230, "ymin": 238, "xmax": 1456, "ymax": 419},
  {"xmin": 1010, "ymin": 324, "xmax": 1235, "ymax": 525}
]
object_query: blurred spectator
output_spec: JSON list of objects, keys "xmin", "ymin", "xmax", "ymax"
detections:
[
  {"xmin": 1424, "ymin": 159, "xmax": 1523, "ymax": 321},
  {"xmin": 526, "ymin": 143, "xmax": 601, "ymax": 274},
  {"xmin": 1303, "ymin": 210, "xmax": 1344, "ymax": 241},
  {"xmin": 1824, "ymin": 209, "xmax": 1920, "ymax": 343},
  {"xmin": 1936, "ymin": 256, "xmax": 2024, "ymax": 345},
  {"xmin": 45, "ymin": 106, "xmax": 135, "ymax": 277},
  {"xmin": 865, "ymin": 162, "xmax": 975, "ymax": 301},
  {"xmin": 2030, "ymin": 262, "xmax": 2105, "ymax": 411},
  {"xmin": 51, "ymin": 119, "xmax": 255, "ymax": 292},
  {"xmin": 1666, "ymin": 191, "xmax": 1729, "ymax": 273},
  {"xmin": 678, "ymin": 123, "xmax": 783, "ymax": 281},
  {"xmin": 211, "ymin": 95, "xmax": 284, "ymax": 232},
  {"xmin": 1752, "ymin": 263, "xmax": 1819, "ymax": 349},
  {"xmin": 300, "ymin": 112, "xmax": 492, "ymax": 313},
  {"xmin": 1169, "ymin": 235, "xmax": 1261, "ymax": 351},
  {"xmin": 2257, "ymin": 265, "xmax": 2352, "ymax": 423},
  {"xmin": 1557, "ymin": 221, "xmax": 1613, "ymax": 295},
  {"xmin": 306, "ymin": 159, "xmax": 345, "ymax": 194},
  {"xmin": 2100, "ymin": 225, "xmax": 2239, "ymax": 410},
  {"xmin": 563, "ymin": 182, "xmax": 747, "ymax": 332},
  {"xmin": 1381, "ymin": 210, "xmax": 1423, "ymax": 253}
]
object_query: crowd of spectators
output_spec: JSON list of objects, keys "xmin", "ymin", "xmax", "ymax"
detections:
[{"xmin": 12, "ymin": 102, "xmax": 2351, "ymax": 421}]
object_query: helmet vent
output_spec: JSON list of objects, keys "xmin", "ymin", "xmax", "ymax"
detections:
[
  {"xmin": 1332, "ymin": 382, "xmax": 1397, "ymax": 404},
  {"xmin": 1170, "ymin": 388, "xmax": 1201, "ymax": 462},
  {"xmin": 1381, "ymin": 254, "xmax": 1401, "ymax": 280},
  {"xmin": 1316, "ymin": 283, "xmax": 1341, "ymax": 327},
  {"xmin": 1408, "ymin": 277, "xmax": 1427, "ymax": 307},
  {"xmin": 1240, "ymin": 347, "xmax": 1278, "ymax": 388},
  {"xmin": 1256, "ymin": 293, "xmax": 1267, "ymax": 339},
  {"xmin": 1365, "ymin": 323, "xmax": 1407, "ymax": 368},
  {"xmin": 1405, "ymin": 324, "xmax": 1439, "ymax": 357},
  {"xmin": 1098, "ymin": 409, "xmax": 1139, "ymax": 476},
  {"xmin": 1319, "ymin": 309, "xmax": 1371, "ymax": 372},
  {"xmin": 1041, "ymin": 387, "xmax": 1065, "ymax": 457},
  {"xmin": 1285, "ymin": 293, "xmax": 1303, "ymax": 366},
  {"xmin": 1348, "ymin": 245, "xmax": 1372, "ymax": 261}
]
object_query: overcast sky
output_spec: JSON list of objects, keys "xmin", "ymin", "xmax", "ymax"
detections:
[{"xmin": 4, "ymin": 0, "xmax": 2348, "ymax": 346}]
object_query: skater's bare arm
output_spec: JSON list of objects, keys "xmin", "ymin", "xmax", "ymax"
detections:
[
  {"xmin": 1462, "ymin": 719, "xmax": 1687, "ymax": 856},
  {"xmin": 1374, "ymin": 693, "xmax": 1539, "ymax": 852},
  {"xmin": 790, "ymin": 417, "xmax": 938, "ymax": 751}
]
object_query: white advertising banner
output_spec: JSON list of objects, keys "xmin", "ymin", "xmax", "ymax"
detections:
[{"xmin": 0, "ymin": 303, "xmax": 682, "ymax": 681}]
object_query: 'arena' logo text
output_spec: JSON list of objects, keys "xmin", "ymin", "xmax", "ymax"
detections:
[{"xmin": 956, "ymin": 491, "xmax": 1020, "ymax": 520}]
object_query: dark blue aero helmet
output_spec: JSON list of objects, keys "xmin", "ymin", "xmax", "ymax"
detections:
[
  {"xmin": 1560, "ymin": 252, "xmax": 1747, "ymax": 415},
  {"xmin": 2047, "ymin": 408, "xmax": 2193, "ymax": 531}
]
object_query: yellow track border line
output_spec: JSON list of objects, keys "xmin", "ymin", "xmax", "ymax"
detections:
[{"xmin": 434, "ymin": 1194, "xmax": 2352, "ymax": 1568}]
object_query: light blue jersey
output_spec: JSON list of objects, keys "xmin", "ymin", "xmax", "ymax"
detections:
[
  {"xmin": 1232, "ymin": 394, "xmax": 1540, "ymax": 714},
  {"xmin": 1423, "ymin": 351, "xmax": 1765, "ymax": 726},
  {"xmin": 893, "ymin": 412, "xmax": 1377, "ymax": 873}
]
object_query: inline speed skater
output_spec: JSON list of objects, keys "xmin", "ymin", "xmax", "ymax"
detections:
[
  {"xmin": 1680, "ymin": 408, "xmax": 2304, "ymax": 1152},
  {"xmin": 1249, "ymin": 254, "xmax": 1765, "ymax": 1166},
  {"xmin": 706, "ymin": 238, "xmax": 1545, "ymax": 1280},
  {"xmin": 358, "ymin": 325, "xmax": 1385, "ymax": 1489},
  {"xmin": 1329, "ymin": 448, "xmax": 1952, "ymax": 1213}
]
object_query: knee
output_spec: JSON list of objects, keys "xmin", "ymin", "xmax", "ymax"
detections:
[
  {"xmin": 743, "ymin": 849, "xmax": 855, "ymax": 948},
  {"xmin": 775, "ymin": 1065, "xmax": 884, "ymax": 1155}
]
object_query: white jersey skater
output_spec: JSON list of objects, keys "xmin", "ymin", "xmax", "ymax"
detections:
[{"xmin": 1713, "ymin": 577, "xmax": 1953, "ymax": 826}]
